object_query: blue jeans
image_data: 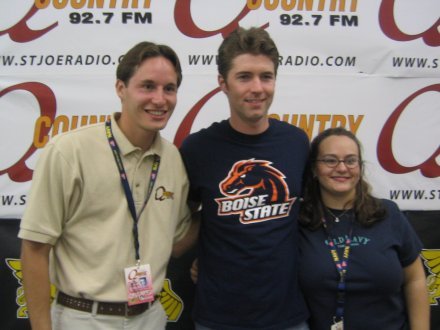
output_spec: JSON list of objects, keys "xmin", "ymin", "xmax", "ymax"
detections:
[{"xmin": 195, "ymin": 321, "xmax": 310, "ymax": 330}]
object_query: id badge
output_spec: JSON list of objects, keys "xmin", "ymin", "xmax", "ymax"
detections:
[
  {"xmin": 124, "ymin": 264, "xmax": 155, "ymax": 306},
  {"xmin": 331, "ymin": 320, "xmax": 344, "ymax": 330}
]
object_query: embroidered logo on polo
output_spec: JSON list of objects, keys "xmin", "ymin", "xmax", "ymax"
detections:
[
  {"xmin": 155, "ymin": 186, "xmax": 174, "ymax": 201},
  {"xmin": 215, "ymin": 159, "xmax": 296, "ymax": 224}
]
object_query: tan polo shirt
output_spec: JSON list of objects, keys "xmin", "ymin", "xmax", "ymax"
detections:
[{"xmin": 19, "ymin": 113, "xmax": 191, "ymax": 301}]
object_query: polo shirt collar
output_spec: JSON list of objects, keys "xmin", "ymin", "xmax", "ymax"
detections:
[{"xmin": 111, "ymin": 112, "xmax": 163, "ymax": 157}]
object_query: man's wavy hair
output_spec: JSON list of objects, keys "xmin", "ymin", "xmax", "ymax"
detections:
[
  {"xmin": 299, "ymin": 127, "xmax": 386, "ymax": 230},
  {"xmin": 217, "ymin": 26, "xmax": 279, "ymax": 79}
]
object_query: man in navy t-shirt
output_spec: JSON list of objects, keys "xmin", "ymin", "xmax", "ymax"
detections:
[{"xmin": 180, "ymin": 27, "xmax": 310, "ymax": 330}]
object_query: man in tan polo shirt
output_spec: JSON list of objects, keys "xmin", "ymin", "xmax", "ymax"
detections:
[{"xmin": 19, "ymin": 41, "xmax": 197, "ymax": 330}]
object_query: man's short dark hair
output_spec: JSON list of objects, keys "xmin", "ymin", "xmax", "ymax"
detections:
[{"xmin": 117, "ymin": 42, "xmax": 182, "ymax": 87}]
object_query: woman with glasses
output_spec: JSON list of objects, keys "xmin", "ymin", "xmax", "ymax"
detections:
[{"xmin": 298, "ymin": 127, "xmax": 429, "ymax": 329}]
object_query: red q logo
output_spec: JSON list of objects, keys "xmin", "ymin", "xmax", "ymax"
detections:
[
  {"xmin": 0, "ymin": 4, "xmax": 57, "ymax": 43},
  {"xmin": 174, "ymin": 0, "xmax": 252, "ymax": 38},
  {"xmin": 0, "ymin": 83, "xmax": 57, "ymax": 182},
  {"xmin": 379, "ymin": 0, "xmax": 440, "ymax": 46},
  {"xmin": 377, "ymin": 84, "xmax": 440, "ymax": 178}
]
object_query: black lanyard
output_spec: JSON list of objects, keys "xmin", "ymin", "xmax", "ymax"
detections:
[
  {"xmin": 105, "ymin": 120, "xmax": 160, "ymax": 262},
  {"xmin": 322, "ymin": 215, "xmax": 354, "ymax": 323}
]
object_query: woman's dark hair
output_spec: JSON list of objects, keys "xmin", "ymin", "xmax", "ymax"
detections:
[
  {"xmin": 299, "ymin": 127, "xmax": 386, "ymax": 230},
  {"xmin": 117, "ymin": 41, "xmax": 182, "ymax": 87}
]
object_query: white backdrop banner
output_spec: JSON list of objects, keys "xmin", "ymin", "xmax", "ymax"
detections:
[{"xmin": 0, "ymin": 0, "xmax": 439, "ymax": 217}]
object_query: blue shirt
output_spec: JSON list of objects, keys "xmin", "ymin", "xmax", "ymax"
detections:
[
  {"xmin": 299, "ymin": 199, "xmax": 423, "ymax": 330},
  {"xmin": 180, "ymin": 119, "xmax": 310, "ymax": 330}
]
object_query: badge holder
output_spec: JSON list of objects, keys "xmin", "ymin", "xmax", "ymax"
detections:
[
  {"xmin": 124, "ymin": 262, "xmax": 154, "ymax": 306},
  {"xmin": 331, "ymin": 318, "xmax": 344, "ymax": 330}
]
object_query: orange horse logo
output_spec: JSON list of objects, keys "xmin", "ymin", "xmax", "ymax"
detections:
[{"xmin": 216, "ymin": 159, "xmax": 296, "ymax": 224}]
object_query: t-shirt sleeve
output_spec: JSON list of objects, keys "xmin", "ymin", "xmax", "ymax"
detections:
[
  {"xmin": 388, "ymin": 201, "xmax": 424, "ymax": 267},
  {"xmin": 18, "ymin": 142, "xmax": 78, "ymax": 245},
  {"xmin": 179, "ymin": 136, "xmax": 201, "ymax": 204}
]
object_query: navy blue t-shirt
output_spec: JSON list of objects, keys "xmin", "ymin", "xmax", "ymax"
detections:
[
  {"xmin": 180, "ymin": 119, "xmax": 310, "ymax": 330},
  {"xmin": 299, "ymin": 199, "xmax": 423, "ymax": 330}
]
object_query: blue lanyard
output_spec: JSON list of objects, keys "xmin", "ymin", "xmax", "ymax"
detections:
[
  {"xmin": 322, "ymin": 215, "xmax": 354, "ymax": 323},
  {"xmin": 105, "ymin": 120, "xmax": 160, "ymax": 262}
]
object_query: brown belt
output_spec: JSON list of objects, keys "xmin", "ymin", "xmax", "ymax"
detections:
[{"xmin": 57, "ymin": 291, "xmax": 159, "ymax": 317}]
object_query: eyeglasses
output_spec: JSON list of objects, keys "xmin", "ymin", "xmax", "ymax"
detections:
[{"xmin": 316, "ymin": 156, "xmax": 360, "ymax": 169}]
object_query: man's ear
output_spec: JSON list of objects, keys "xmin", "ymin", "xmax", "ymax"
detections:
[
  {"xmin": 115, "ymin": 79, "xmax": 125, "ymax": 99},
  {"xmin": 218, "ymin": 74, "xmax": 228, "ymax": 94}
]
